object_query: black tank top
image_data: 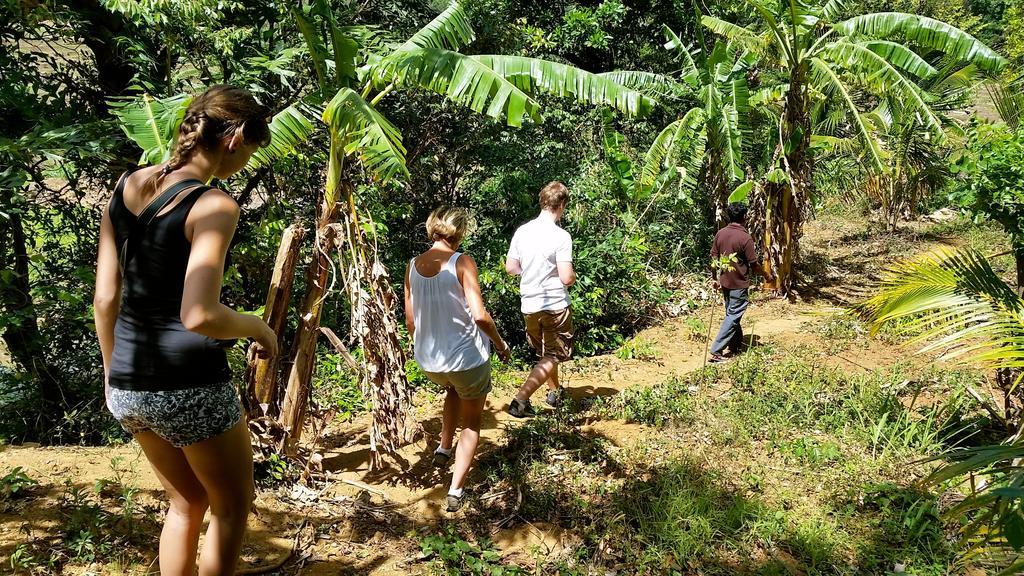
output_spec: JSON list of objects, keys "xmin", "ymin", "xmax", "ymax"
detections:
[{"xmin": 106, "ymin": 169, "xmax": 233, "ymax": 391}]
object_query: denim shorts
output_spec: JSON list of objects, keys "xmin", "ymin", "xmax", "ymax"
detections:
[{"xmin": 106, "ymin": 382, "xmax": 243, "ymax": 447}]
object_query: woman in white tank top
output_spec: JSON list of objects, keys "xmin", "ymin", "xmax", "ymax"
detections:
[{"xmin": 404, "ymin": 206, "xmax": 510, "ymax": 512}]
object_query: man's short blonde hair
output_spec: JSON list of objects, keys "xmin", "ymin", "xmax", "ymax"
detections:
[
  {"xmin": 539, "ymin": 181, "xmax": 569, "ymax": 211},
  {"xmin": 426, "ymin": 205, "xmax": 469, "ymax": 245}
]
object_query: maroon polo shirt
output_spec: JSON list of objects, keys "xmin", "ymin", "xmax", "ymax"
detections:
[{"xmin": 710, "ymin": 223, "xmax": 758, "ymax": 289}]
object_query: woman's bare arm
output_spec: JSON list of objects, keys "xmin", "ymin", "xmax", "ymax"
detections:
[
  {"xmin": 457, "ymin": 254, "xmax": 510, "ymax": 360},
  {"xmin": 93, "ymin": 207, "xmax": 122, "ymax": 386},
  {"xmin": 180, "ymin": 190, "xmax": 276, "ymax": 355}
]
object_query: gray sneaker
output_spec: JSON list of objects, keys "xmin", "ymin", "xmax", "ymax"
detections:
[
  {"xmin": 507, "ymin": 398, "xmax": 536, "ymax": 418},
  {"xmin": 432, "ymin": 450, "xmax": 451, "ymax": 468},
  {"xmin": 446, "ymin": 492, "xmax": 466, "ymax": 512},
  {"xmin": 545, "ymin": 387, "xmax": 566, "ymax": 408}
]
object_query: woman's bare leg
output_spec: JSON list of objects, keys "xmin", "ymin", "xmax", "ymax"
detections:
[
  {"xmin": 134, "ymin": 431, "xmax": 209, "ymax": 576},
  {"xmin": 439, "ymin": 386, "xmax": 458, "ymax": 451},
  {"xmin": 450, "ymin": 396, "xmax": 487, "ymax": 492},
  {"xmin": 182, "ymin": 419, "xmax": 254, "ymax": 576}
]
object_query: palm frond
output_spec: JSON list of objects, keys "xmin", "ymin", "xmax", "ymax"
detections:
[
  {"xmin": 293, "ymin": 6, "xmax": 331, "ymax": 91},
  {"xmin": 662, "ymin": 24, "xmax": 701, "ymax": 85},
  {"xmin": 728, "ymin": 76, "xmax": 751, "ymax": 155},
  {"xmin": 857, "ymin": 247, "xmax": 1024, "ymax": 369},
  {"xmin": 835, "ymin": 13, "xmax": 1007, "ymax": 74},
  {"xmin": 821, "ymin": 0, "xmax": 854, "ymax": 21},
  {"xmin": 472, "ymin": 55, "xmax": 655, "ymax": 117},
  {"xmin": 369, "ymin": 48, "xmax": 541, "ymax": 127},
  {"xmin": 246, "ymin": 105, "xmax": 316, "ymax": 171},
  {"xmin": 601, "ymin": 110, "xmax": 635, "ymax": 195},
  {"xmin": 322, "ymin": 87, "xmax": 408, "ymax": 183},
  {"xmin": 862, "ymin": 40, "xmax": 938, "ymax": 78},
  {"xmin": 109, "ymin": 93, "xmax": 192, "ymax": 165},
  {"xmin": 750, "ymin": 83, "xmax": 788, "ymax": 106},
  {"xmin": 702, "ymin": 15, "xmax": 768, "ymax": 53},
  {"xmin": 810, "ymin": 57, "xmax": 886, "ymax": 171},
  {"xmin": 824, "ymin": 40, "xmax": 944, "ymax": 139},
  {"xmin": 636, "ymin": 107, "xmax": 707, "ymax": 198},
  {"xmin": 598, "ymin": 70, "xmax": 683, "ymax": 98},
  {"xmin": 990, "ymin": 81, "xmax": 1024, "ymax": 130},
  {"xmin": 811, "ymin": 134, "xmax": 861, "ymax": 156},
  {"xmin": 395, "ymin": 0, "xmax": 474, "ymax": 52}
]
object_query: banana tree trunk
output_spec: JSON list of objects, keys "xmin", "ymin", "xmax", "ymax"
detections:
[
  {"xmin": 245, "ymin": 224, "xmax": 305, "ymax": 417},
  {"xmin": 277, "ymin": 137, "xmax": 414, "ymax": 464},
  {"xmin": 331, "ymin": 170, "xmax": 414, "ymax": 471},
  {"xmin": 706, "ymin": 148, "xmax": 729, "ymax": 226},
  {"xmin": 762, "ymin": 64, "xmax": 812, "ymax": 297},
  {"xmin": 279, "ymin": 140, "xmax": 344, "ymax": 453}
]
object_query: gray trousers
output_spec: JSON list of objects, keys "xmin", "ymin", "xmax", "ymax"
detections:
[{"xmin": 710, "ymin": 288, "xmax": 749, "ymax": 355}]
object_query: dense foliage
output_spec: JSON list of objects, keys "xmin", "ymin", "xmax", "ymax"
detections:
[
  {"xmin": 952, "ymin": 122, "xmax": 1024, "ymax": 281},
  {"xmin": 0, "ymin": 0, "xmax": 1017, "ymax": 441}
]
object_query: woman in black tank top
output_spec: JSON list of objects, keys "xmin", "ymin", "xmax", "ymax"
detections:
[{"xmin": 93, "ymin": 85, "xmax": 276, "ymax": 576}]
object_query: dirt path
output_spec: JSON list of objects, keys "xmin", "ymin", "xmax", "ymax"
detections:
[{"xmin": 0, "ymin": 216, "xmax": 1000, "ymax": 574}]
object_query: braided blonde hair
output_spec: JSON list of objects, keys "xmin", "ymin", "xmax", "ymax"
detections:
[{"xmin": 141, "ymin": 85, "xmax": 271, "ymax": 197}]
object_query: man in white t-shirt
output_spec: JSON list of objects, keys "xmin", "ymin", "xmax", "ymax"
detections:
[{"xmin": 504, "ymin": 181, "xmax": 576, "ymax": 417}]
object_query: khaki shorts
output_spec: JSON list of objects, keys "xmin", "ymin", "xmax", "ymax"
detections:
[
  {"xmin": 524, "ymin": 307, "xmax": 574, "ymax": 362},
  {"xmin": 424, "ymin": 361, "xmax": 492, "ymax": 400}
]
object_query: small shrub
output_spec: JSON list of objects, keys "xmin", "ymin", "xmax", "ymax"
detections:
[
  {"xmin": 777, "ymin": 437, "xmax": 843, "ymax": 465},
  {"xmin": 420, "ymin": 525, "xmax": 523, "ymax": 575},
  {"xmin": 817, "ymin": 314, "xmax": 867, "ymax": 351},
  {"xmin": 255, "ymin": 453, "xmax": 294, "ymax": 488},
  {"xmin": 596, "ymin": 375, "xmax": 694, "ymax": 426},
  {"xmin": 313, "ymin": 349, "xmax": 369, "ymax": 420},
  {"xmin": 1, "ymin": 466, "xmax": 38, "ymax": 499},
  {"xmin": 684, "ymin": 315, "xmax": 708, "ymax": 342},
  {"xmin": 615, "ymin": 338, "xmax": 660, "ymax": 361}
]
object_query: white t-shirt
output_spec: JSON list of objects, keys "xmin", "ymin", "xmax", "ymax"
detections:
[{"xmin": 506, "ymin": 214, "xmax": 573, "ymax": 314}]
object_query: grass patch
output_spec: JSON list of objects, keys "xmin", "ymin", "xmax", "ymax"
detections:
[
  {"xmin": 593, "ymin": 374, "xmax": 695, "ymax": 426},
  {"xmin": 473, "ymin": 346, "xmax": 992, "ymax": 574}
]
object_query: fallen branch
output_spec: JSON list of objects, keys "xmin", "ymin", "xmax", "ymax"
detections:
[{"xmin": 341, "ymin": 477, "xmax": 385, "ymax": 496}]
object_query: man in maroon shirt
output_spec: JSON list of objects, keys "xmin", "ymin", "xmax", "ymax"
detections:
[{"xmin": 709, "ymin": 203, "xmax": 770, "ymax": 362}]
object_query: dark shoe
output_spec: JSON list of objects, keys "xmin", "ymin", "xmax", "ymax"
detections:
[
  {"xmin": 432, "ymin": 450, "xmax": 451, "ymax": 468},
  {"xmin": 545, "ymin": 387, "xmax": 566, "ymax": 408},
  {"xmin": 507, "ymin": 398, "xmax": 536, "ymax": 418},
  {"xmin": 446, "ymin": 492, "xmax": 466, "ymax": 512},
  {"xmin": 709, "ymin": 353, "xmax": 731, "ymax": 364}
]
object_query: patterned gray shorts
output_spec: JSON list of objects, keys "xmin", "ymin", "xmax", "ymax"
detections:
[{"xmin": 106, "ymin": 382, "xmax": 243, "ymax": 447}]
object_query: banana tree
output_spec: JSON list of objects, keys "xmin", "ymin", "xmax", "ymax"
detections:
[
  {"xmin": 821, "ymin": 62, "xmax": 982, "ymax": 229},
  {"xmin": 599, "ymin": 24, "xmax": 753, "ymax": 222},
  {"xmin": 857, "ymin": 248, "xmax": 1024, "ymax": 572},
  {"xmin": 703, "ymin": 0, "xmax": 1006, "ymax": 295}
]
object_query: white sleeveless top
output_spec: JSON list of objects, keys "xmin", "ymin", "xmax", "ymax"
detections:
[{"xmin": 409, "ymin": 252, "xmax": 490, "ymax": 373}]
